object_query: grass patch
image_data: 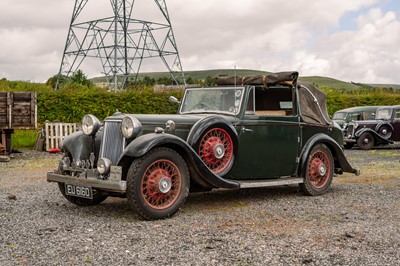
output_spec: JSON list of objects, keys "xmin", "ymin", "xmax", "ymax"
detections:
[
  {"xmin": 11, "ymin": 130, "xmax": 38, "ymax": 149},
  {"xmin": 336, "ymin": 160, "xmax": 400, "ymax": 184}
]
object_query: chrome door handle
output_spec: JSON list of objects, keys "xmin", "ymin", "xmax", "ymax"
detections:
[{"xmin": 242, "ymin": 127, "xmax": 253, "ymax": 132}]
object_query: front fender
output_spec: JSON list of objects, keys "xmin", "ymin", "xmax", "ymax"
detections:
[
  {"xmin": 186, "ymin": 115, "xmax": 238, "ymax": 153},
  {"xmin": 299, "ymin": 133, "xmax": 359, "ymax": 176},
  {"xmin": 118, "ymin": 133, "xmax": 240, "ymax": 189},
  {"xmin": 61, "ymin": 130, "xmax": 102, "ymax": 162},
  {"xmin": 355, "ymin": 128, "xmax": 392, "ymax": 144}
]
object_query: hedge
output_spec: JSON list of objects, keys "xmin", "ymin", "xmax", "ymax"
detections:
[
  {"xmin": 37, "ymin": 87, "xmax": 184, "ymax": 123},
  {"xmin": 2, "ymin": 80, "xmax": 400, "ymax": 124}
]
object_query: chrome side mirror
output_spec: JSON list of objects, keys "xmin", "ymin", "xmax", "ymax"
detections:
[{"xmin": 169, "ymin": 96, "xmax": 180, "ymax": 104}]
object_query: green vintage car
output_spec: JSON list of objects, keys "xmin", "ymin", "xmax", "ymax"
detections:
[
  {"xmin": 47, "ymin": 72, "xmax": 359, "ymax": 220},
  {"xmin": 332, "ymin": 106, "xmax": 380, "ymax": 129}
]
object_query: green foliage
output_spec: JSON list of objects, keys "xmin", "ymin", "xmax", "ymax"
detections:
[
  {"xmin": 12, "ymin": 130, "xmax": 38, "ymax": 149},
  {"xmin": 321, "ymin": 87, "xmax": 400, "ymax": 115},
  {"xmin": 37, "ymin": 87, "xmax": 183, "ymax": 123},
  {"xmin": 69, "ymin": 70, "xmax": 93, "ymax": 87}
]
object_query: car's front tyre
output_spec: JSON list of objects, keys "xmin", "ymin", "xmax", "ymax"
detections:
[
  {"xmin": 357, "ymin": 132, "xmax": 375, "ymax": 150},
  {"xmin": 126, "ymin": 147, "xmax": 190, "ymax": 220},
  {"xmin": 300, "ymin": 144, "xmax": 334, "ymax": 196}
]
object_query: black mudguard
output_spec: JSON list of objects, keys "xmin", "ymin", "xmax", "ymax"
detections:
[
  {"xmin": 118, "ymin": 133, "xmax": 240, "ymax": 189},
  {"xmin": 355, "ymin": 128, "xmax": 392, "ymax": 145},
  {"xmin": 299, "ymin": 133, "xmax": 360, "ymax": 176},
  {"xmin": 187, "ymin": 116, "xmax": 238, "ymax": 148},
  {"xmin": 61, "ymin": 130, "xmax": 103, "ymax": 163}
]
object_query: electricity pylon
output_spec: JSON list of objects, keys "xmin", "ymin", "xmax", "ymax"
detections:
[{"xmin": 57, "ymin": 0, "xmax": 185, "ymax": 90}]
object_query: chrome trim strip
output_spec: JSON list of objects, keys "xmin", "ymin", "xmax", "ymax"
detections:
[{"xmin": 238, "ymin": 177, "xmax": 303, "ymax": 188}]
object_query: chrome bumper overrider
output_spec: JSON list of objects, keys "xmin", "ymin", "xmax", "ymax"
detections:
[{"xmin": 47, "ymin": 166, "xmax": 126, "ymax": 192}]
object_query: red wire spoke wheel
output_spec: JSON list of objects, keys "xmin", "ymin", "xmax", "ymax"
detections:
[
  {"xmin": 198, "ymin": 128, "xmax": 233, "ymax": 174},
  {"xmin": 141, "ymin": 159, "xmax": 182, "ymax": 210},
  {"xmin": 300, "ymin": 144, "xmax": 334, "ymax": 196},
  {"xmin": 126, "ymin": 147, "xmax": 189, "ymax": 220},
  {"xmin": 307, "ymin": 150, "xmax": 331, "ymax": 189}
]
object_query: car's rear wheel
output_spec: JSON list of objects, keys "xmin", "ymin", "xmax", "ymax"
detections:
[
  {"xmin": 377, "ymin": 125, "xmax": 392, "ymax": 139},
  {"xmin": 357, "ymin": 132, "xmax": 375, "ymax": 150},
  {"xmin": 126, "ymin": 147, "xmax": 189, "ymax": 220},
  {"xmin": 300, "ymin": 144, "xmax": 334, "ymax": 196},
  {"xmin": 194, "ymin": 126, "xmax": 235, "ymax": 176}
]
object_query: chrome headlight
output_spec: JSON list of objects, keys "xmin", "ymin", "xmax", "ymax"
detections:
[
  {"xmin": 121, "ymin": 116, "xmax": 142, "ymax": 139},
  {"xmin": 82, "ymin": 114, "xmax": 101, "ymax": 136},
  {"xmin": 97, "ymin": 158, "xmax": 112, "ymax": 175}
]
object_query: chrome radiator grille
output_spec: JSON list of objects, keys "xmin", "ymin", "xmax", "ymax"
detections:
[
  {"xmin": 346, "ymin": 124, "xmax": 355, "ymax": 138},
  {"xmin": 99, "ymin": 121, "xmax": 125, "ymax": 165}
]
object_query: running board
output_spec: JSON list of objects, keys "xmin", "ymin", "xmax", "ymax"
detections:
[{"xmin": 237, "ymin": 177, "xmax": 303, "ymax": 189}]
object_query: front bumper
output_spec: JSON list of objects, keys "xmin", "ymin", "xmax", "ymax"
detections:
[{"xmin": 47, "ymin": 166, "xmax": 126, "ymax": 193}]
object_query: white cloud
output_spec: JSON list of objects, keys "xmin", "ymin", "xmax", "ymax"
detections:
[
  {"xmin": 0, "ymin": 0, "xmax": 399, "ymax": 84},
  {"xmin": 313, "ymin": 8, "xmax": 400, "ymax": 83}
]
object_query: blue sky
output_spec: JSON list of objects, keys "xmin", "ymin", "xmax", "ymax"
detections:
[{"xmin": 0, "ymin": 0, "xmax": 399, "ymax": 84}]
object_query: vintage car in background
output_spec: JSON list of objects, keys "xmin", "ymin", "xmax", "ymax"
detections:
[
  {"xmin": 344, "ymin": 105, "xmax": 400, "ymax": 150},
  {"xmin": 332, "ymin": 106, "xmax": 380, "ymax": 129},
  {"xmin": 47, "ymin": 72, "xmax": 359, "ymax": 220}
]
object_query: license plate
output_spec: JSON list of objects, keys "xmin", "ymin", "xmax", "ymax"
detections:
[{"xmin": 65, "ymin": 184, "xmax": 93, "ymax": 199}]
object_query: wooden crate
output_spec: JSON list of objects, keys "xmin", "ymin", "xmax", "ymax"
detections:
[
  {"xmin": 0, "ymin": 92, "xmax": 37, "ymax": 129},
  {"xmin": 45, "ymin": 123, "xmax": 78, "ymax": 151}
]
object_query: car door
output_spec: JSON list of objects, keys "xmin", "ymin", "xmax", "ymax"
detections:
[
  {"xmin": 391, "ymin": 107, "xmax": 400, "ymax": 141},
  {"xmin": 229, "ymin": 87, "xmax": 301, "ymax": 180}
]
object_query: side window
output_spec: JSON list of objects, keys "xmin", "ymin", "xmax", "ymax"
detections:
[
  {"xmin": 348, "ymin": 112, "xmax": 361, "ymax": 121},
  {"xmin": 364, "ymin": 111, "xmax": 376, "ymax": 120},
  {"xmin": 394, "ymin": 109, "xmax": 400, "ymax": 120},
  {"xmin": 254, "ymin": 87, "xmax": 293, "ymax": 116},
  {"xmin": 245, "ymin": 87, "xmax": 255, "ymax": 114}
]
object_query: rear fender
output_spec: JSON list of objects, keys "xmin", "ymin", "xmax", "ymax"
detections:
[
  {"xmin": 117, "ymin": 133, "xmax": 240, "ymax": 189},
  {"xmin": 298, "ymin": 133, "xmax": 359, "ymax": 176},
  {"xmin": 375, "ymin": 121, "xmax": 393, "ymax": 132},
  {"xmin": 355, "ymin": 128, "xmax": 392, "ymax": 144}
]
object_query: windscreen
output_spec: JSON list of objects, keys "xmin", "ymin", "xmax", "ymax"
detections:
[{"xmin": 180, "ymin": 87, "xmax": 244, "ymax": 115}]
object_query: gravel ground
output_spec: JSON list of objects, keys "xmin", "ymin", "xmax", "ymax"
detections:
[{"xmin": 1, "ymin": 148, "xmax": 400, "ymax": 266}]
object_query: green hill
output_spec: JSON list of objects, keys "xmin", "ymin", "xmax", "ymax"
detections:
[{"xmin": 91, "ymin": 69, "xmax": 399, "ymax": 90}]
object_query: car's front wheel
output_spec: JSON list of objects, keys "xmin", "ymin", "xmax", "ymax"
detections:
[
  {"xmin": 126, "ymin": 147, "xmax": 190, "ymax": 220},
  {"xmin": 300, "ymin": 144, "xmax": 334, "ymax": 196},
  {"xmin": 357, "ymin": 132, "xmax": 375, "ymax": 150}
]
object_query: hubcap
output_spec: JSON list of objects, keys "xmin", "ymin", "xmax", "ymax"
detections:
[
  {"xmin": 319, "ymin": 164, "xmax": 327, "ymax": 176},
  {"xmin": 214, "ymin": 144, "xmax": 225, "ymax": 159},
  {"xmin": 363, "ymin": 138, "xmax": 369, "ymax": 144},
  {"xmin": 158, "ymin": 177, "xmax": 172, "ymax": 193}
]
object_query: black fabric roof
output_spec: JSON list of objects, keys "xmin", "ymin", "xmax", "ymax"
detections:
[{"xmin": 215, "ymin": 72, "xmax": 332, "ymax": 125}]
